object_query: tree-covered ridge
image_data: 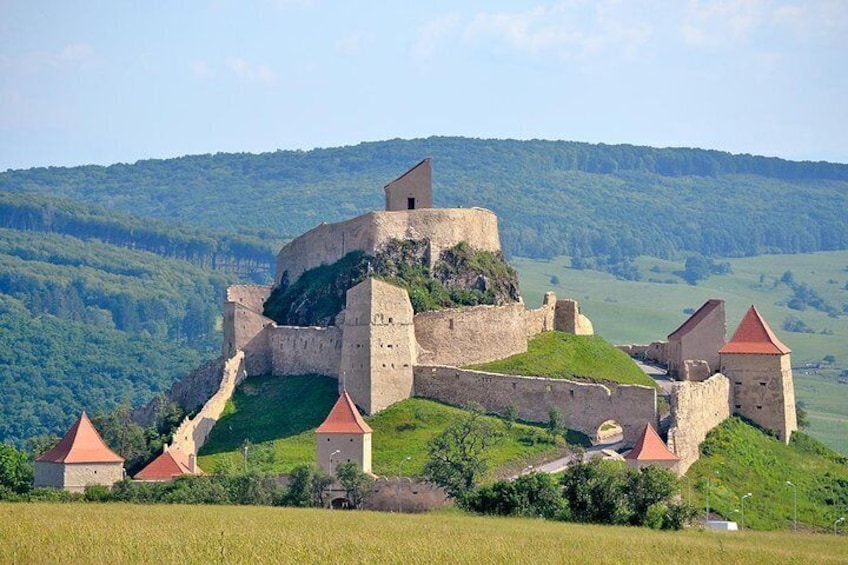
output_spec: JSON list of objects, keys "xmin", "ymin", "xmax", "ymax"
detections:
[
  {"xmin": 0, "ymin": 191, "xmax": 276, "ymax": 280},
  {"xmin": 1, "ymin": 137, "xmax": 846, "ymax": 264}
]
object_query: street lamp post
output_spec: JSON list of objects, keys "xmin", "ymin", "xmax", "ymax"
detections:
[
  {"xmin": 329, "ymin": 449, "xmax": 341, "ymax": 476},
  {"xmin": 397, "ymin": 456, "xmax": 412, "ymax": 513},
  {"xmin": 835, "ymin": 517, "xmax": 845, "ymax": 536},
  {"xmin": 741, "ymin": 493, "xmax": 752, "ymax": 530},
  {"xmin": 786, "ymin": 481, "xmax": 797, "ymax": 531}
]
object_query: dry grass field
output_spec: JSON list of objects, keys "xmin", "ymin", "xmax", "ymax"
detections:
[{"xmin": 2, "ymin": 503, "xmax": 846, "ymax": 564}]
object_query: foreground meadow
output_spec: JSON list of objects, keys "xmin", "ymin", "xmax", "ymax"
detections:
[{"xmin": 2, "ymin": 503, "xmax": 846, "ymax": 564}]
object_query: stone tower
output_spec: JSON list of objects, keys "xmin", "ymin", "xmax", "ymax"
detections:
[
  {"xmin": 339, "ymin": 278, "xmax": 417, "ymax": 414},
  {"xmin": 384, "ymin": 158, "xmax": 432, "ymax": 211},
  {"xmin": 316, "ymin": 391, "xmax": 373, "ymax": 475},
  {"xmin": 667, "ymin": 299, "xmax": 726, "ymax": 379},
  {"xmin": 719, "ymin": 306, "xmax": 797, "ymax": 443}
]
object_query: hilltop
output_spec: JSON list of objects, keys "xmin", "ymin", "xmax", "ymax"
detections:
[{"xmin": 2, "ymin": 137, "xmax": 847, "ymax": 267}]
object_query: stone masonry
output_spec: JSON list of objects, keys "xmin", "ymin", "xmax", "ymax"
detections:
[{"xmin": 666, "ymin": 374, "xmax": 732, "ymax": 474}]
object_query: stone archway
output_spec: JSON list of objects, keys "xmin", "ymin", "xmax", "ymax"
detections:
[{"xmin": 594, "ymin": 419, "xmax": 624, "ymax": 445}]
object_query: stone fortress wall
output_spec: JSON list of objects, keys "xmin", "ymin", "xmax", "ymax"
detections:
[
  {"xmin": 413, "ymin": 366, "xmax": 657, "ymax": 447},
  {"xmin": 666, "ymin": 374, "xmax": 732, "ymax": 474},
  {"xmin": 365, "ymin": 476, "xmax": 450, "ymax": 513},
  {"xmin": 274, "ymin": 207, "xmax": 502, "ymax": 287}
]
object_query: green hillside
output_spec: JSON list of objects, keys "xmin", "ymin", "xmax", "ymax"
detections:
[
  {"xmin": 468, "ymin": 332, "xmax": 656, "ymax": 388},
  {"xmin": 686, "ymin": 418, "xmax": 848, "ymax": 531},
  {"xmin": 198, "ymin": 375, "xmax": 565, "ymax": 477},
  {"xmin": 4, "ymin": 503, "xmax": 848, "ymax": 564},
  {"xmin": 2, "ymin": 137, "xmax": 846, "ymax": 264},
  {"xmin": 514, "ymin": 250, "xmax": 848, "ymax": 455}
]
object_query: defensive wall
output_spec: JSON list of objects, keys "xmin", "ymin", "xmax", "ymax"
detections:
[
  {"xmin": 365, "ymin": 477, "xmax": 450, "ymax": 513},
  {"xmin": 170, "ymin": 352, "xmax": 246, "ymax": 456},
  {"xmin": 413, "ymin": 366, "xmax": 657, "ymax": 447},
  {"xmin": 617, "ymin": 342, "xmax": 669, "ymax": 366},
  {"xmin": 268, "ymin": 326, "xmax": 342, "ymax": 377},
  {"xmin": 524, "ymin": 292, "xmax": 557, "ymax": 336},
  {"xmin": 34, "ymin": 463, "xmax": 125, "ymax": 493},
  {"xmin": 274, "ymin": 207, "xmax": 501, "ymax": 287},
  {"xmin": 226, "ymin": 284, "xmax": 272, "ymax": 315},
  {"xmin": 415, "ymin": 303, "xmax": 528, "ymax": 367},
  {"xmin": 132, "ymin": 356, "xmax": 226, "ymax": 426},
  {"xmin": 666, "ymin": 374, "xmax": 732, "ymax": 474}
]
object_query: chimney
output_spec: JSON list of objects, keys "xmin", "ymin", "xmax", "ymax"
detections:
[{"xmin": 189, "ymin": 453, "xmax": 197, "ymax": 474}]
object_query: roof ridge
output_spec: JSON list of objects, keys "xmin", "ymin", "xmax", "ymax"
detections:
[
  {"xmin": 719, "ymin": 305, "xmax": 790, "ymax": 355},
  {"xmin": 316, "ymin": 391, "xmax": 373, "ymax": 434},
  {"xmin": 624, "ymin": 423, "xmax": 679, "ymax": 462},
  {"xmin": 35, "ymin": 412, "xmax": 124, "ymax": 464}
]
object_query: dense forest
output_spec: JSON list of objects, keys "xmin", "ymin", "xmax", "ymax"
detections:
[{"xmin": 2, "ymin": 137, "xmax": 846, "ymax": 268}]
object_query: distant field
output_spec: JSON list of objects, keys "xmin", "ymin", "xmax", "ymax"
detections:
[
  {"xmin": 514, "ymin": 250, "xmax": 848, "ymax": 455},
  {"xmin": 3, "ymin": 503, "xmax": 846, "ymax": 564},
  {"xmin": 198, "ymin": 375, "xmax": 562, "ymax": 477}
]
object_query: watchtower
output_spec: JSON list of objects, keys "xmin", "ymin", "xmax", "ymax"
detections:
[
  {"xmin": 719, "ymin": 306, "xmax": 797, "ymax": 443},
  {"xmin": 384, "ymin": 158, "xmax": 432, "ymax": 211}
]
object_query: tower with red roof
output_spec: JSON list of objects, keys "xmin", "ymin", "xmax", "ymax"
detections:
[
  {"xmin": 316, "ymin": 391, "xmax": 373, "ymax": 475},
  {"xmin": 719, "ymin": 306, "xmax": 797, "ymax": 443},
  {"xmin": 34, "ymin": 412, "xmax": 125, "ymax": 492},
  {"xmin": 624, "ymin": 423, "xmax": 680, "ymax": 472}
]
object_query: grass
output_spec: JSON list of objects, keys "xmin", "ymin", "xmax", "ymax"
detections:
[
  {"xmin": 3, "ymin": 502, "xmax": 847, "ymax": 564},
  {"xmin": 467, "ymin": 331, "xmax": 657, "ymax": 388},
  {"xmin": 197, "ymin": 375, "xmax": 565, "ymax": 478},
  {"xmin": 685, "ymin": 418, "xmax": 848, "ymax": 531},
  {"xmin": 513, "ymin": 250, "xmax": 848, "ymax": 455}
]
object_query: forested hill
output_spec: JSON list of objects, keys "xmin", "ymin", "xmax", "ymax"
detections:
[{"xmin": 2, "ymin": 137, "xmax": 847, "ymax": 264}]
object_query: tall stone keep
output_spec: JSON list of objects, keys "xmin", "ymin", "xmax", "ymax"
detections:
[
  {"xmin": 719, "ymin": 306, "xmax": 797, "ymax": 443},
  {"xmin": 384, "ymin": 158, "xmax": 432, "ymax": 211},
  {"xmin": 340, "ymin": 278, "xmax": 417, "ymax": 414},
  {"xmin": 667, "ymin": 299, "xmax": 726, "ymax": 379}
]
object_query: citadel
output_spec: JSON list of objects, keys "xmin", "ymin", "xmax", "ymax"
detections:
[{"xmin": 34, "ymin": 159, "xmax": 797, "ymax": 493}]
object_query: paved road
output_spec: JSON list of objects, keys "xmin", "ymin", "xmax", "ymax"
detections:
[
  {"xmin": 633, "ymin": 359, "xmax": 674, "ymax": 395},
  {"xmin": 517, "ymin": 436, "xmax": 626, "ymax": 477}
]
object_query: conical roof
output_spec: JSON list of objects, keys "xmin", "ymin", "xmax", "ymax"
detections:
[
  {"xmin": 134, "ymin": 447, "xmax": 200, "ymax": 480},
  {"xmin": 35, "ymin": 412, "xmax": 124, "ymax": 464},
  {"xmin": 624, "ymin": 423, "xmax": 679, "ymax": 462},
  {"xmin": 316, "ymin": 391, "xmax": 372, "ymax": 434},
  {"xmin": 719, "ymin": 305, "xmax": 790, "ymax": 355}
]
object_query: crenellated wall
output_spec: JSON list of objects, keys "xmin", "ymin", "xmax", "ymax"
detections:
[
  {"xmin": 170, "ymin": 352, "xmax": 247, "ymax": 456},
  {"xmin": 415, "ymin": 303, "xmax": 527, "ymax": 367},
  {"xmin": 413, "ymin": 366, "xmax": 657, "ymax": 447},
  {"xmin": 666, "ymin": 374, "xmax": 732, "ymax": 474},
  {"xmin": 274, "ymin": 207, "xmax": 501, "ymax": 287},
  {"xmin": 268, "ymin": 325, "xmax": 342, "ymax": 377}
]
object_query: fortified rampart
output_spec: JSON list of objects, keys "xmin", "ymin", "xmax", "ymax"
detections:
[
  {"xmin": 268, "ymin": 326, "xmax": 342, "ymax": 377},
  {"xmin": 365, "ymin": 476, "xmax": 450, "ymax": 513},
  {"xmin": 226, "ymin": 284, "xmax": 272, "ymax": 315},
  {"xmin": 666, "ymin": 374, "xmax": 732, "ymax": 474},
  {"xmin": 617, "ymin": 342, "xmax": 669, "ymax": 366},
  {"xmin": 524, "ymin": 292, "xmax": 557, "ymax": 336},
  {"xmin": 415, "ymin": 303, "xmax": 528, "ymax": 367},
  {"xmin": 274, "ymin": 207, "xmax": 501, "ymax": 287},
  {"xmin": 170, "ymin": 352, "xmax": 246, "ymax": 456},
  {"xmin": 413, "ymin": 366, "xmax": 657, "ymax": 447}
]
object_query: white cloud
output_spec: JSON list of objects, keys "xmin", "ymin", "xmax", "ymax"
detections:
[
  {"xmin": 462, "ymin": 1, "xmax": 653, "ymax": 61},
  {"xmin": 413, "ymin": 12, "xmax": 461, "ymax": 64},
  {"xmin": 190, "ymin": 58, "xmax": 275, "ymax": 83},
  {"xmin": 681, "ymin": 0, "xmax": 766, "ymax": 46},
  {"xmin": 335, "ymin": 31, "xmax": 373, "ymax": 54},
  {"xmin": 0, "ymin": 43, "xmax": 95, "ymax": 73},
  {"xmin": 191, "ymin": 60, "xmax": 215, "ymax": 79}
]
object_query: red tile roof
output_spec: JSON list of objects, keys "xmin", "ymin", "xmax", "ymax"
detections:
[
  {"xmin": 668, "ymin": 299, "xmax": 724, "ymax": 340},
  {"xmin": 134, "ymin": 447, "xmax": 201, "ymax": 481},
  {"xmin": 35, "ymin": 412, "xmax": 124, "ymax": 464},
  {"xmin": 719, "ymin": 305, "xmax": 791, "ymax": 355},
  {"xmin": 316, "ymin": 391, "xmax": 372, "ymax": 434},
  {"xmin": 624, "ymin": 423, "xmax": 679, "ymax": 462}
]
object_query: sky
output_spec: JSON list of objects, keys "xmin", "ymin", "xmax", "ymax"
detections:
[{"xmin": 1, "ymin": 1, "xmax": 846, "ymax": 171}]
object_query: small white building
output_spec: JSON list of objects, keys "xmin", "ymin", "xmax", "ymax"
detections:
[
  {"xmin": 34, "ymin": 412, "xmax": 124, "ymax": 492},
  {"xmin": 316, "ymin": 391, "xmax": 372, "ymax": 475}
]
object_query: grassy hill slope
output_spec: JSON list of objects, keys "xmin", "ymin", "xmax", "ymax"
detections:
[
  {"xmin": 3, "ymin": 503, "xmax": 847, "ymax": 564},
  {"xmin": 514, "ymin": 250, "xmax": 848, "ymax": 455},
  {"xmin": 468, "ymin": 332, "xmax": 656, "ymax": 388},
  {"xmin": 685, "ymin": 418, "xmax": 848, "ymax": 531},
  {"xmin": 197, "ymin": 375, "xmax": 566, "ymax": 477}
]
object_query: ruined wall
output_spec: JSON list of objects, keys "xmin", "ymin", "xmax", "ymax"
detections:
[
  {"xmin": 384, "ymin": 158, "xmax": 432, "ymax": 211},
  {"xmin": 554, "ymin": 299, "xmax": 594, "ymax": 335},
  {"xmin": 666, "ymin": 374, "xmax": 732, "ymax": 474},
  {"xmin": 365, "ymin": 477, "xmax": 450, "ymax": 513},
  {"xmin": 722, "ymin": 353, "xmax": 797, "ymax": 443},
  {"xmin": 268, "ymin": 326, "xmax": 342, "ymax": 377},
  {"xmin": 617, "ymin": 342, "xmax": 669, "ymax": 366},
  {"xmin": 170, "ymin": 352, "xmax": 246, "ymax": 456},
  {"xmin": 274, "ymin": 207, "xmax": 501, "ymax": 287},
  {"xmin": 524, "ymin": 292, "xmax": 557, "ymax": 337},
  {"xmin": 340, "ymin": 279, "xmax": 417, "ymax": 414},
  {"xmin": 415, "ymin": 303, "xmax": 527, "ymax": 367},
  {"xmin": 225, "ymin": 284, "xmax": 272, "ymax": 315},
  {"xmin": 223, "ymin": 302, "xmax": 273, "ymax": 375},
  {"xmin": 414, "ymin": 366, "xmax": 657, "ymax": 447}
]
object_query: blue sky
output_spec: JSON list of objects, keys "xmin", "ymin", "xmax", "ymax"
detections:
[{"xmin": 1, "ymin": 1, "xmax": 846, "ymax": 170}]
